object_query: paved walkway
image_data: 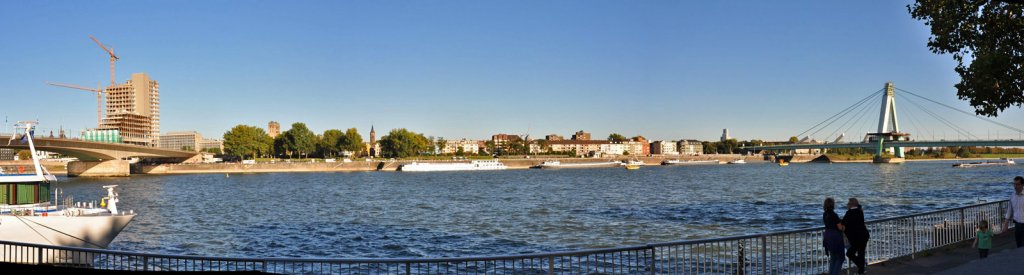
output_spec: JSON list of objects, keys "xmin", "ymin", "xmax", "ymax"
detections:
[{"xmin": 869, "ymin": 229, "xmax": 1024, "ymax": 274}]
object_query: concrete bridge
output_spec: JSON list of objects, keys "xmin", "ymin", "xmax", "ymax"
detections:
[{"xmin": 1, "ymin": 135, "xmax": 200, "ymax": 177}]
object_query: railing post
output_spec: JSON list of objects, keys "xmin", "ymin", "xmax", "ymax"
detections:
[
  {"xmin": 649, "ymin": 246, "xmax": 656, "ymax": 275},
  {"xmin": 911, "ymin": 218, "xmax": 917, "ymax": 259},
  {"xmin": 143, "ymin": 256, "xmax": 149, "ymax": 271},
  {"xmin": 960, "ymin": 208, "xmax": 966, "ymax": 238},
  {"xmin": 548, "ymin": 255, "xmax": 555, "ymax": 275},
  {"xmin": 999, "ymin": 202, "xmax": 1006, "ymax": 233},
  {"xmin": 36, "ymin": 247, "xmax": 42, "ymax": 265},
  {"xmin": 761, "ymin": 235, "xmax": 768, "ymax": 273},
  {"xmin": 405, "ymin": 262, "xmax": 411, "ymax": 274}
]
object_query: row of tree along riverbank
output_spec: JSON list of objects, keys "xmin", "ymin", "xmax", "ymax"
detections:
[{"xmin": 134, "ymin": 155, "xmax": 780, "ymax": 174}]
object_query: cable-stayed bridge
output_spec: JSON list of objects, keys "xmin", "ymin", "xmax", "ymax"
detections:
[{"xmin": 744, "ymin": 82, "xmax": 1024, "ymax": 163}]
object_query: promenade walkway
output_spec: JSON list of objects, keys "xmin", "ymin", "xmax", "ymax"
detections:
[{"xmin": 870, "ymin": 229, "xmax": 1024, "ymax": 274}]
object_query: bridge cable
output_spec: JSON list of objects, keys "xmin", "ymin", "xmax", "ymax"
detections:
[
  {"xmin": 900, "ymin": 99, "xmax": 933, "ymax": 140},
  {"xmin": 827, "ymin": 94, "xmax": 881, "ymax": 142},
  {"xmin": 900, "ymin": 93, "xmax": 982, "ymax": 140},
  {"xmin": 899, "ymin": 94, "xmax": 979, "ymax": 140},
  {"xmin": 842, "ymin": 95, "xmax": 883, "ymax": 142},
  {"xmin": 801, "ymin": 89, "xmax": 884, "ymax": 141},
  {"xmin": 904, "ymin": 96, "xmax": 938, "ymax": 140},
  {"xmin": 793, "ymin": 89, "xmax": 884, "ymax": 140},
  {"xmin": 901, "ymin": 94, "xmax": 978, "ymax": 140},
  {"xmin": 807, "ymin": 92, "xmax": 883, "ymax": 140},
  {"xmin": 896, "ymin": 88, "xmax": 1024, "ymax": 135}
]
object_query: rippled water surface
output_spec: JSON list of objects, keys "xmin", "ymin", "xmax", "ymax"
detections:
[{"xmin": 55, "ymin": 162, "xmax": 1022, "ymax": 258}]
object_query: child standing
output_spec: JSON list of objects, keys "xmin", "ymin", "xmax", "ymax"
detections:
[{"xmin": 974, "ymin": 220, "xmax": 993, "ymax": 258}]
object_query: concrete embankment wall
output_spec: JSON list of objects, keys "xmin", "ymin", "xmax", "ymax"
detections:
[
  {"xmin": 138, "ymin": 154, "xmax": 818, "ymax": 174},
  {"xmin": 0, "ymin": 160, "xmax": 68, "ymax": 175},
  {"xmin": 137, "ymin": 161, "xmax": 380, "ymax": 174}
]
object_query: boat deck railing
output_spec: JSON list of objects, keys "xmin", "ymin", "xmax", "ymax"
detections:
[{"xmin": 0, "ymin": 200, "xmax": 1011, "ymax": 274}]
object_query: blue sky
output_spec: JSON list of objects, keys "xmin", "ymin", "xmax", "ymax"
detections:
[{"xmin": 2, "ymin": 1, "xmax": 1022, "ymax": 141}]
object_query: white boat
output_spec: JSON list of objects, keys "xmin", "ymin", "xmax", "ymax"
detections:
[
  {"xmin": 399, "ymin": 160, "xmax": 508, "ymax": 172},
  {"xmin": 621, "ymin": 160, "xmax": 645, "ymax": 166},
  {"xmin": 661, "ymin": 159, "xmax": 722, "ymax": 165},
  {"xmin": 953, "ymin": 158, "xmax": 1015, "ymax": 168},
  {"xmin": 534, "ymin": 160, "xmax": 621, "ymax": 169},
  {"xmin": 0, "ymin": 121, "xmax": 135, "ymax": 263},
  {"xmin": 727, "ymin": 159, "xmax": 746, "ymax": 164}
]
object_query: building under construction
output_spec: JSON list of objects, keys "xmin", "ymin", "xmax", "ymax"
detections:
[{"xmin": 97, "ymin": 73, "xmax": 160, "ymax": 146}]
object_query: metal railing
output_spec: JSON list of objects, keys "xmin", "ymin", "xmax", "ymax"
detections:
[{"xmin": 0, "ymin": 200, "xmax": 1010, "ymax": 274}]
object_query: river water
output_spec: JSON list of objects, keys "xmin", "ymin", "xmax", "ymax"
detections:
[{"xmin": 55, "ymin": 161, "xmax": 1021, "ymax": 258}]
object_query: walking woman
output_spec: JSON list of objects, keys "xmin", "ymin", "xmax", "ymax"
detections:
[
  {"xmin": 823, "ymin": 197, "xmax": 845, "ymax": 275},
  {"xmin": 842, "ymin": 198, "xmax": 870, "ymax": 274}
]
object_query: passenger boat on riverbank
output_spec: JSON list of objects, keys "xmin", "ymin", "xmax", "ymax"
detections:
[
  {"xmin": 661, "ymin": 159, "xmax": 722, "ymax": 166},
  {"xmin": 399, "ymin": 160, "xmax": 508, "ymax": 172},
  {"xmin": 533, "ymin": 160, "xmax": 621, "ymax": 169},
  {"xmin": 0, "ymin": 121, "xmax": 135, "ymax": 263},
  {"xmin": 952, "ymin": 158, "xmax": 1015, "ymax": 168}
]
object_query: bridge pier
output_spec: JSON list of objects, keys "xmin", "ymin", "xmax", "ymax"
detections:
[{"xmin": 67, "ymin": 160, "xmax": 130, "ymax": 177}]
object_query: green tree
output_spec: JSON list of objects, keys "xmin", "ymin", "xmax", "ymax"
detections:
[
  {"xmin": 282, "ymin": 123, "xmax": 318, "ymax": 158},
  {"xmin": 908, "ymin": 1, "xmax": 1024, "ymax": 116},
  {"xmin": 320, "ymin": 129, "xmax": 344, "ymax": 158},
  {"xmin": 608, "ymin": 133, "xmax": 627, "ymax": 142},
  {"xmin": 789, "ymin": 136, "xmax": 799, "ymax": 143},
  {"xmin": 379, "ymin": 128, "xmax": 430, "ymax": 158},
  {"xmin": 16, "ymin": 150, "xmax": 31, "ymax": 160},
  {"xmin": 435, "ymin": 137, "xmax": 447, "ymax": 155},
  {"xmin": 223, "ymin": 125, "xmax": 272, "ymax": 160},
  {"xmin": 337, "ymin": 128, "xmax": 365, "ymax": 155},
  {"xmin": 273, "ymin": 135, "xmax": 290, "ymax": 158},
  {"xmin": 204, "ymin": 147, "xmax": 223, "ymax": 155},
  {"xmin": 483, "ymin": 140, "xmax": 496, "ymax": 156}
]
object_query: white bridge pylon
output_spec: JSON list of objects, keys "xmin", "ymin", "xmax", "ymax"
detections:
[{"xmin": 872, "ymin": 82, "xmax": 906, "ymax": 158}]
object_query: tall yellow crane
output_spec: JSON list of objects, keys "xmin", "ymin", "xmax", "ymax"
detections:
[
  {"xmin": 47, "ymin": 82, "xmax": 105, "ymax": 127},
  {"xmin": 89, "ymin": 35, "xmax": 119, "ymax": 85}
]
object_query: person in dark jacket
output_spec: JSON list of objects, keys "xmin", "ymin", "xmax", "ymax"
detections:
[
  {"xmin": 842, "ymin": 198, "xmax": 869, "ymax": 274},
  {"xmin": 822, "ymin": 197, "xmax": 845, "ymax": 275}
]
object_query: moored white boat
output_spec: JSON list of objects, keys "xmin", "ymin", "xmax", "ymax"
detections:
[
  {"xmin": 535, "ymin": 160, "xmax": 621, "ymax": 169},
  {"xmin": 0, "ymin": 121, "xmax": 135, "ymax": 264},
  {"xmin": 952, "ymin": 158, "xmax": 1015, "ymax": 168},
  {"xmin": 399, "ymin": 160, "xmax": 508, "ymax": 172},
  {"xmin": 727, "ymin": 159, "xmax": 746, "ymax": 164},
  {"xmin": 661, "ymin": 159, "xmax": 722, "ymax": 165}
]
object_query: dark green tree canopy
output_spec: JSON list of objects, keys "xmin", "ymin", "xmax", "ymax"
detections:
[
  {"xmin": 379, "ymin": 128, "xmax": 430, "ymax": 158},
  {"xmin": 320, "ymin": 129, "xmax": 344, "ymax": 158},
  {"xmin": 280, "ymin": 123, "xmax": 318, "ymax": 158},
  {"xmin": 223, "ymin": 125, "xmax": 272, "ymax": 160},
  {"xmin": 338, "ymin": 128, "xmax": 365, "ymax": 154},
  {"xmin": 608, "ymin": 133, "xmax": 627, "ymax": 142},
  {"xmin": 909, "ymin": 0, "xmax": 1024, "ymax": 116}
]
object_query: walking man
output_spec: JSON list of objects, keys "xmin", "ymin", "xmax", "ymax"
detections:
[
  {"xmin": 843, "ymin": 198, "xmax": 869, "ymax": 274},
  {"xmin": 1003, "ymin": 176, "xmax": 1024, "ymax": 248}
]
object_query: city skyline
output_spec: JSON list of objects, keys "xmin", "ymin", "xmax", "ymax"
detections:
[{"xmin": 2, "ymin": 1, "xmax": 1023, "ymax": 142}]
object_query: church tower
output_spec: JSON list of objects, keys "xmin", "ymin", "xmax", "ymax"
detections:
[{"xmin": 369, "ymin": 125, "xmax": 376, "ymax": 157}]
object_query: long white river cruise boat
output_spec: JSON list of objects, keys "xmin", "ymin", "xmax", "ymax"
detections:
[
  {"xmin": 0, "ymin": 121, "xmax": 135, "ymax": 262},
  {"xmin": 399, "ymin": 159, "xmax": 508, "ymax": 172}
]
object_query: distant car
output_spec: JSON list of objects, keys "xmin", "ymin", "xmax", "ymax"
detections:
[{"xmin": 241, "ymin": 160, "xmax": 256, "ymax": 165}]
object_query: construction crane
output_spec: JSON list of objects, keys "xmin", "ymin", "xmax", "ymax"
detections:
[
  {"xmin": 47, "ymin": 82, "xmax": 105, "ymax": 127},
  {"xmin": 89, "ymin": 35, "xmax": 119, "ymax": 85}
]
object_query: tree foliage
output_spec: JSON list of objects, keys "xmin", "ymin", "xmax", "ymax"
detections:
[
  {"xmin": 608, "ymin": 133, "xmax": 627, "ymax": 142},
  {"xmin": 379, "ymin": 128, "xmax": 430, "ymax": 158},
  {"xmin": 280, "ymin": 123, "xmax": 318, "ymax": 158},
  {"xmin": 338, "ymin": 128, "xmax": 365, "ymax": 155},
  {"xmin": 320, "ymin": 129, "xmax": 344, "ymax": 158},
  {"xmin": 223, "ymin": 125, "xmax": 272, "ymax": 160},
  {"xmin": 908, "ymin": 0, "xmax": 1024, "ymax": 116}
]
